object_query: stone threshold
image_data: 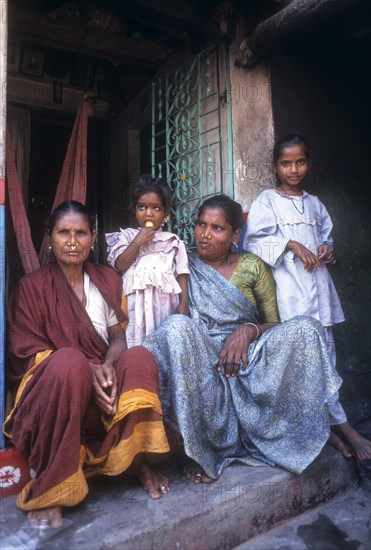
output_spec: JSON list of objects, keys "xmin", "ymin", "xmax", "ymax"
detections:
[{"xmin": 0, "ymin": 445, "xmax": 358, "ymax": 550}]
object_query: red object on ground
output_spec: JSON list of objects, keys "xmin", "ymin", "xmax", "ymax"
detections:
[{"xmin": 0, "ymin": 448, "xmax": 31, "ymax": 497}]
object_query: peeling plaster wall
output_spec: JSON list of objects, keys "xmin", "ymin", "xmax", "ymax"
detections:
[{"xmin": 228, "ymin": 55, "xmax": 275, "ymax": 214}]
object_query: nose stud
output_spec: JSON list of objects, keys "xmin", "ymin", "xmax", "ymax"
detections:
[{"xmin": 67, "ymin": 242, "xmax": 78, "ymax": 250}]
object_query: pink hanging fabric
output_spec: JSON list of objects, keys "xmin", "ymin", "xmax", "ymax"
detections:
[
  {"xmin": 6, "ymin": 129, "xmax": 40, "ymax": 274},
  {"xmin": 38, "ymin": 99, "xmax": 92, "ymax": 265}
]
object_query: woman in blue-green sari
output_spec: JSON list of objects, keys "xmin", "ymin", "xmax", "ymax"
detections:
[{"xmin": 143, "ymin": 195, "xmax": 342, "ymax": 481}]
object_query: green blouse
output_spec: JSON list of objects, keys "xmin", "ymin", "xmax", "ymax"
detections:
[{"xmin": 230, "ymin": 253, "xmax": 280, "ymax": 324}]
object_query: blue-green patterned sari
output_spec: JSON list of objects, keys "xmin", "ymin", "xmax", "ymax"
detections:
[{"xmin": 143, "ymin": 255, "xmax": 342, "ymax": 478}]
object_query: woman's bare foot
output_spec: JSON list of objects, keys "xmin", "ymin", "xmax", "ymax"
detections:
[
  {"xmin": 334, "ymin": 423, "xmax": 371, "ymax": 461},
  {"xmin": 182, "ymin": 460, "xmax": 215, "ymax": 484},
  {"xmin": 328, "ymin": 430, "xmax": 353, "ymax": 458},
  {"xmin": 130, "ymin": 454, "xmax": 170, "ymax": 499},
  {"xmin": 28, "ymin": 506, "xmax": 63, "ymax": 529}
]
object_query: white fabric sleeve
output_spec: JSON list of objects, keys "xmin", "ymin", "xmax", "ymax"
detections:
[
  {"xmin": 318, "ymin": 200, "xmax": 334, "ymax": 249},
  {"xmin": 174, "ymin": 240, "xmax": 190, "ymax": 276},
  {"xmin": 107, "ymin": 306, "xmax": 119, "ymax": 328},
  {"xmin": 105, "ymin": 229, "xmax": 131, "ymax": 269},
  {"xmin": 243, "ymin": 197, "xmax": 290, "ymax": 268}
]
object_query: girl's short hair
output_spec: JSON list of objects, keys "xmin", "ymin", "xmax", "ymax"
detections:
[
  {"xmin": 273, "ymin": 134, "xmax": 311, "ymax": 163},
  {"xmin": 198, "ymin": 194, "xmax": 243, "ymax": 231},
  {"xmin": 47, "ymin": 200, "xmax": 95, "ymax": 233},
  {"xmin": 129, "ymin": 175, "xmax": 173, "ymax": 211}
]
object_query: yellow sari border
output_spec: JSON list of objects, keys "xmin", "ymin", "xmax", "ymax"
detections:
[
  {"xmin": 120, "ymin": 293, "xmax": 129, "ymax": 331},
  {"xmin": 85, "ymin": 420, "xmax": 170, "ymax": 477},
  {"xmin": 102, "ymin": 388, "xmax": 163, "ymax": 431},
  {"xmin": 3, "ymin": 350, "xmax": 53, "ymax": 438},
  {"xmin": 16, "ymin": 445, "xmax": 87, "ymax": 511},
  {"xmin": 16, "ymin": 469, "xmax": 88, "ymax": 511}
]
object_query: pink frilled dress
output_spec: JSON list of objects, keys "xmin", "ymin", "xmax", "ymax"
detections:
[{"xmin": 106, "ymin": 227, "xmax": 189, "ymax": 347}]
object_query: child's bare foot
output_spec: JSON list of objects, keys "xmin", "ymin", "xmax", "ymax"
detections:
[
  {"xmin": 130, "ymin": 454, "xmax": 170, "ymax": 499},
  {"xmin": 334, "ymin": 423, "xmax": 371, "ymax": 461},
  {"xmin": 28, "ymin": 506, "xmax": 63, "ymax": 529},
  {"xmin": 328, "ymin": 430, "xmax": 353, "ymax": 458},
  {"xmin": 182, "ymin": 459, "xmax": 215, "ymax": 484}
]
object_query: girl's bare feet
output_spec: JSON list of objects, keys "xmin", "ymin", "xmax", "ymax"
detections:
[
  {"xmin": 328, "ymin": 429, "xmax": 353, "ymax": 458},
  {"xmin": 182, "ymin": 459, "xmax": 215, "ymax": 484},
  {"xmin": 28, "ymin": 506, "xmax": 63, "ymax": 529},
  {"xmin": 334, "ymin": 423, "xmax": 371, "ymax": 461},
  {"xmin": 130, "ymin": 454, "xmax": 170, "ymax": 499}
]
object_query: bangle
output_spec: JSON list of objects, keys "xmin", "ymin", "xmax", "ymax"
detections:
[{"xmin": 243, "ymin": 322, "xmax": 262, "ymax": 340}]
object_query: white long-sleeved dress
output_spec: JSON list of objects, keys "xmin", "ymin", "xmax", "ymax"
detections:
[{"xmin": 243, "ymin": 188, "xmax": 345, "ymax": 327}]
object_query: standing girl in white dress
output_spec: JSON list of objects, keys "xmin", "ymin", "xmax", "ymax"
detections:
[
  {"xmin": 244, "ymin": 134, "xmax": 371, "ymax": 461},
  {"xmin": 106, "ymin": 175, "xmax": 190, "ymax": 348}
]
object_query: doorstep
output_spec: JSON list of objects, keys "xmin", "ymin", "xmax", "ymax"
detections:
[{"xmin": 0, "ymin": 445, "xmax": 358, "ymax": 550}]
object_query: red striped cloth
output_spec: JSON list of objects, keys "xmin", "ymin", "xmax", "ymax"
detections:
[{"xmin": 6, "ymin": 129, "xmax": 40, "ymax": 274}]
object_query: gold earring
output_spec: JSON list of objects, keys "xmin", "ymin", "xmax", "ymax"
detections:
[
  {"xmin": 47, "ymin": 243, "xmax": 53, "ymax": 253},
  {"xmin": 91, "ymin": 244, "xmax": 94, "ymax": 251}
]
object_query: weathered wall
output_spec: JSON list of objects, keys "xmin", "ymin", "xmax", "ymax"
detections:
[
  {"xmin": 269, "ymin": 46, "xmax": 371, "ymax": 423},
  {"xmin": 228, "ymin": 27, "xmax": 275, "ymax": 213}
]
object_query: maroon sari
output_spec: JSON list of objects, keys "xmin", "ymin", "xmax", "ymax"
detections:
[{"xmin": 4, "ymin": 262, "xmax": 169, "ymax": 511}]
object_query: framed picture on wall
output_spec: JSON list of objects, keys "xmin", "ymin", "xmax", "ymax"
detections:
[{"xmin": 21, "ymin": 45, "xmax": 45, "ymax": 77}]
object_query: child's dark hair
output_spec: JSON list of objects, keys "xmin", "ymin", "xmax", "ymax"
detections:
[
  {"xmin": 130, "ymin": 175, "xmax": 173, "ymax": 212},
  {"xmin": 198, "ymin": 194, "xmax": 243, "ymax": 232},
  {"xmin": 273, "ymin": 134, "xmax": 311, "ymax": 164},
  {"xmin": 47, "ymin": 200, "xmax": 95, "ymax": 233}
]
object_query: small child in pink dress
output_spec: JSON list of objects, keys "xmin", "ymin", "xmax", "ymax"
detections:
[{"xmin": 106, "ymin": 175, "xmax": 190, "ymax": 347}]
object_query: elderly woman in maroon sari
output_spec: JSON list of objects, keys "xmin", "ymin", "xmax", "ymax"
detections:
[{"xmin": 3, "ymin": 200, "xmax": 170, "ymax": 528}]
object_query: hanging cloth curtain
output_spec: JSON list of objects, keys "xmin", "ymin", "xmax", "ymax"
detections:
[
  {"xmin": 7, "ymin": 107, "xmax": 31, "ymax": 207},
  {"xmin": 6, "ymin": 98, "xmax": 92, "ymax": 273},
  {"xmin": 38, "ymin": 99, "xmax": 92, "ymax": 265},
  {"xmin": 6, "ymin": 129, "xmax": 40, "ymax": 274}
]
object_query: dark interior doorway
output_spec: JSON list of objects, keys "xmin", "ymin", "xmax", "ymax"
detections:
[
  {"xmin": 28, "ymin": 112, "xmax": 74, "ymax": 252},
  {"xmin": 27, "ymin": 109, "xmax": 110, "ymax": 260}
]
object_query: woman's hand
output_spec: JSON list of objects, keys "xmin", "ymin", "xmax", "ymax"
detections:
[
  {"xmin": 317, "ymin": 243, "xmax": 334, "ymax": 264},
  {"xmin": 216, "ymin": 324, "xmax": 258, "ymax": 377},
  {"xmin": 286, "ymin": 240, "xmax": 320, "ymax": 272},
  {"xmin": 89, "ymin": 362, "xmax": 118, "ymax": 415}
]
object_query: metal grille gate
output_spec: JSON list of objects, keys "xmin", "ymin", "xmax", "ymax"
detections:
[{"xmin": 151, "ymin": 46, "xmax": 230, "ymax": 246}]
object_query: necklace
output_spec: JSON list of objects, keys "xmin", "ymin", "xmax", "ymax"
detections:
[
  {"xmin": 279, "ymin": 188, "xmax": 305, "ymax": 215},
  {"xmin": 220, "ymin": 253, "xmax": 232, "ymax": 280},
  {"xmin": 204, "ymin": 253, "xmax": 234, "ymax": 279}
]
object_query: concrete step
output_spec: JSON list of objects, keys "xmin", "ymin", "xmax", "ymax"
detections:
[
  {"xmin": 233, "ymin": 484, "xmax": 371, "ymax": 550},
  {"xmin": 0, "ymin": 445, "xmax": 358, "ymax": 550}
]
